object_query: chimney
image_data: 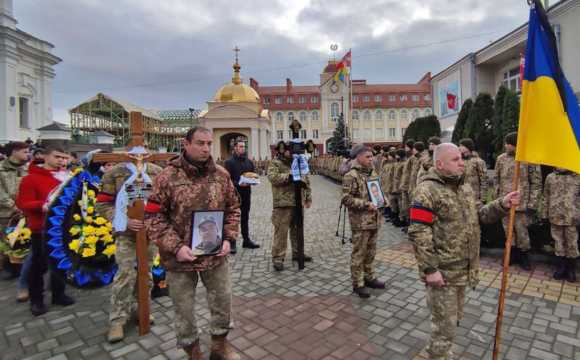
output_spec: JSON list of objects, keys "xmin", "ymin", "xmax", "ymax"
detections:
[
  {"xmin": 250, "ymin": 78, "xmax": 259, "ymax": 90},
  {"xmin": 286, "ymin": 78, "xmax": 292, "ymax": 92}
]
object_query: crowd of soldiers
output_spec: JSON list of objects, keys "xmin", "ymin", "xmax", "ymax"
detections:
[{"xmin": 217, "ymin": 156, "xmax": 270, "ymax": 176}]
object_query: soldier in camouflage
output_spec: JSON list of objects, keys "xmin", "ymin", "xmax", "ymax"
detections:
[
  {"xmin": 493, "ymin": 132, "xmax": 542, "ymax": 270},
  {"xmin": 96, "ymin": 139, "xmax": 162, "ymax": 343},
  {"xmin": 417, "ymin": 137, "xmax": 441, "ymax": 182},
  {"xmin": 267, "ymin": 147, "xmax": 312, "ymax": 271},
  {"xmin": 400, "ymin": 141, "xmax": 425, "ymax": 232},
  {"xmin": 397, "ymin": 140, "xmax": 414, "ymax": 228},
  {"xmin": 342, "ymin": 147, "xmax": 388, "ymax": 298},
  {"xmin": 380, "ymin": 150, "xmax": 395, "ymax": 220},
  {"xmin": 408, "ymin": 143, "xmax": 519, "ymax": 360},
  {"xmin": 392, "ymin": 149, "xmax": 407, "ymax": 227},
  {"xmin": 542, "ymin": 167, "xmax": 580, "ymax": 283},
  {"xmin": 144, "ymin": 127, "xmax": 241, "ymax": 360},
  {"xmin": 459, "ymin": 139, "xmax": 488, "ymax": 204}
]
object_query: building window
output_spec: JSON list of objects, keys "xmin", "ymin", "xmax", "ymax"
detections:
[
  {"xmin": 312, "ymin": 129, "xmax": 319, "ymax": 139},
  {"xmin": 352, "ymin": 110, "xmax": 359, "ymax": 120},
  {"xmin": 424, "ymin": 94, "xmax": 431, "ymax": 101},
  {"xmin": 311, "ymin": 96, "xmax": 318, "ymax": 103},
  {"xmin": 353, "ymin": 95, "xmax": 359, "ymax": 102},
  {"xmin": 412, "ymin": 94, "xmax": 419, "ymax": 101},
  {"xmin": 389, "ymin": 128, "xmax": 396, "ymax": 138},
  {"xmin": 412, "ymin": 109, "xmax": 420, "ymax": 120},
  {"xmin": 400, "ymin": 94, "xmax": 408, "ymax": 101},
  {"xmin": 375, "ymin": 110, "xmax": 383, "ymax": 120},
  {"xmin": 363, "ymin": 95, "xmax": 370, "ymax": 102},
  {"xmin": 288, "ymin": 130, "xmax": 293, "ymax": 139},
  {"xmin": 299, "ymin": 96, "xmax": 306, "ymax": 103},
  {"xmin": 364, "ymin": 128, "xmax": 371, "ymax": 138},
  {"xmin": 424, "ymin": 108, "xmax": 432, "ymax": 116},
  {"xmin": 401, "ymin": 109, "xmax": 408, "ymax": 120},
  {"xmin": 276, "ymin": 130, "xmax": 283, "ymax": 140},
  {"xmin": 288, "ymin": 112, "xmax": 295, "ymax": 121},
  {"xmin": 363, "ymin": 110, "xmax": 371, "ymax": 121},
  {"xmin": 375, "ymin": 94, "xmax": 382, "ymax": 102},
  {"xmin": 19, "ymin": 97, "xmax": 30, "ymax": 128},
  {"xmin": 353, "ymin": 129, "xmax": 359, "ymax": 138},
  {"xmin": 276, "ymin": 112, "xmax": 283, "ymax": 122},
  {"xmin": 401, "ymin": 127, "xmax": 407, "ymax": 136},
  {"xmin": 287, "ymin": 97, "xmax": 294, "ymax": 104},
  {"xmin": 388, "ymin": 109, "xmax": 396, "ymax": 120},
  {"xmin": 311, "ymin": 111, "xmax": 319, "ymax": 121},
  {"xmin": 388, "ymin": 94, "xmax": 395, "ymax": 102},
  {"xmin": 299, "ymin": 111, "xmax": 307, "ymax": 122},
  {"xmin": 330, "ymin": 103, "xmax": 340, "ymax": 123},
  {"xmin": 275, "ymin": 97, "xmax": 282, "ymax": 104},
  {"xmin": 263, "ymin": 97, "xmax": 270, "ymax": 104},
  {"xmin": 503, "ymin": 67, "xmax": 521, "ymax": 91},
  {"xmin": 376, "ymin": 128, "xmax": 383, "ymax": 138},
  {"xmin": 300, "ymin": 129, "xmax": 307, "ymax": 139}
]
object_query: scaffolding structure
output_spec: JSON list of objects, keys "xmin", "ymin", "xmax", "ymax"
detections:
[{"xmin": 69, "ymin": 93, "xmax": 201, "ymax": 149}]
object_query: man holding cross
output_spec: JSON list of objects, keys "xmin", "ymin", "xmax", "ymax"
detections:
[{"xmin": 96, "ymin": 138, "xmax": 163, "ymax": 343}]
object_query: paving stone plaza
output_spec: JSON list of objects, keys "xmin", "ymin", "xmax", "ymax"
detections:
[{"xmin": 1, "ymin": 175, "xmax": 580, "ymax": 360}]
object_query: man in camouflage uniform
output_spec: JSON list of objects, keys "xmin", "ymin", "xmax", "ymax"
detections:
[
  {"xmin": 96, "ymin": 140, "xmax": 162, "ymax": 343},
  {"xmin": 400, "ymin": 141, "xmax": 424, "ymax": 232},
  {"xmin": 542, "ymin": 167, "xmax": 580, "ymax": 283},
  {"xmin": 263, "ymin": 156, "xmax": 270, "ymax": 175},
  {"xmin": 408, "ymin": 143, "xmax": 519, "ymax": 360},
  {"xmin": 0, "ymin": 141, "xmax": 29, "ymax": 287},
  {"xmin": 342, "ymin": 147, "xmax": 388, "ymax": 298},
  {"xmin": 459, "ymin": 139, "xmax": 488, "ymax": 204},
  {"xmin": 418, "ymin": 137, "xmax": 441, "ymax": 181},
  {"xmin": 145, "ymin": 127, "xmax": 241, "ymax": 360},
  {"xmin": 391, "ymin": 149, "xmax": 407, "ymax": 227},
  {"xmin": 493, "ymin": 132, "xmax": 542, "ymax": 271},
  {"xmin": 268, "ymin": 146, "xmax": 312, "ymax": 271},
  {"xmin": 379, "ymin": 150, "xmax": 394, "ymax": 220}
]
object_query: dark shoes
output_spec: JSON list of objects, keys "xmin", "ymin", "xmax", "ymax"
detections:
[
  {"xmin": 52, "ymin": 293, "xmax": 76, "ymax": 306},
  {"xmin": 273, "ymin": 263, "xmax": 283, "ymax": 272},
  {"xmin": 553, "ymin": 257, "xmax": 567, "ymax": 280},
  {"xmin": 230, "ymin": 242, "xmax": 237, "ymax": 255},
  {"xmin": 292, "ymin": 254, "xmax": 312, "ymax": 262},
  {"xmin": 30, "ymin": 302, "xmax": 48, "ymax": 316},
  {"xmin": 566, "ymin": 258, "xmax": 577, "ymax": 283},
  {"xmin": 242, "ymin": 239, "xmax": 260, "ymax": 249},
  {"xmin": 519, "ymin": 251, "xmax": 531, "ymax": 271},
  {"xmin": 364, "ymin": 278, "xmax": 386, "ymax": 289},
  {"xmin": 353, "ymin": 286, "xmax": 371, "ymax": 298}
]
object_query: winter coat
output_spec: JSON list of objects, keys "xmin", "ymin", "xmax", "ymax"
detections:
[{"xmin": 341, "ymin": 160, "xmax": 383, "ymax": 231}]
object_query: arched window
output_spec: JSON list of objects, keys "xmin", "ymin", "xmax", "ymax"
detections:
[
  {"xmin": 388, "ymin": 109, "xmax": 396, "ymax": 120},
  {"xmin": 288, "ymin": 112, "xmax": 295, "ymax": 122},
  {"xmin": 401, "ymin": 109, "xmax": 408, "ymax": 120},
  {"xmin": 299, "ymin": 111, "xmax": 307, "ymax": 122},
  {"xmin": 352, "ymin": 110, "xmax": 359, "ymax": 120},
  {"xmin": 276, "ymin": 112, "xmax": 283, "ymax": 122},
  {"xmin": 375, "ymin": 110, "xmax": 383, "ymax": 120},
  {"xmin": 331, "ymin": 103, "xmax": 340, "ymax": 123},
  {"xmin": 412, "ymin": 109, "xmax": 420, "ymax": 120},
  {"xmin": 311, "ymin": 111, "xmax": 319, "ymax": 121},
  {"xmin": 424, "ymin": 108, "xmax": 432, "ymax": 116},
  {"xmin": 364, "ymin": 110, "xmax": 371, "ymax": 121}
]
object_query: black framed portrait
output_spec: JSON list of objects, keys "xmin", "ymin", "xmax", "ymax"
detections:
[
  {"xmin": 190, "ymin": 210, "xmax": 225, "ymax": 256},
  {"xmin": 366, "ymin": 180, "xmax": 386, "ymax": 209}
]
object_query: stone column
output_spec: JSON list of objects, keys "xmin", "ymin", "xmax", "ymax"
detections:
[{"xmin": 251, "ymin": 127, "xmax": 259, "ymax": 159}]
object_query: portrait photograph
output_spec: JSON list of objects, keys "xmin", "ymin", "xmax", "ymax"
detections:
[
  {"xmin": 190, "ymin": 210, "xmax": 225, "ymax": 256},
  {"xmin": 366, "ymin": 180, "xmax": 386, "ymax": 208}
]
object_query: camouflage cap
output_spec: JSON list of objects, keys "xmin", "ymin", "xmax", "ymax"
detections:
[{"xmin": 198, "ymin": 215, "xmax": 217, "ymax": 228}]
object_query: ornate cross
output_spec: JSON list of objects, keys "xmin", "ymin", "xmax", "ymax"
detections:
[{"xmin": 233, "ymin": 46, "xmax": 241, "ymax": 62}]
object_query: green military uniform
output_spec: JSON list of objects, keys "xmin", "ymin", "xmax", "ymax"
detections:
[
  {"xmin": 95, "ymin": 162, "xmax": 163, "ymax": 327},
  {"xmin": 341, "ymin": 160, "xmax": 382, "ymax": 288},
  {"xmin": 463, "ymin": 152, "xmax": 488, "ymax": 204},
  {"xmin": 267, "ymin": 155, "xmax": 312, "ymax": 265},
  {"xmin": 0, "ymin": 159, "xmax": 29, "ymax": 260},
  {"xmin": 408, "ymin": 167, "xmax": 508, "ymax": 360}
]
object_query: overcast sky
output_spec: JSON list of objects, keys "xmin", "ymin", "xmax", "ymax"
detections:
[{"xmin": 13, "ymin": 0, "xmax": 545, "ymax": 123}]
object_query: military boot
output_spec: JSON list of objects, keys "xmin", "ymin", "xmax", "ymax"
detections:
[
  {"xmin": 184, "ymin": 340, "xmax": 203, "ymax": 360},
  {"xmin": 553, "ymin": 257, "xmax": 567, "ymax": 280},
  {"xmin": 210, "ymin": 333, "xmax": 240, "ymax": 360},
  {"xmin": 242, "ymin": 238, "xmax": 260, "ymax": 249},
  {"xmin": 566, "ymin": 258, "xmax": 577, "ymax": 283},
  {"xmin": 364, "ymin": 279, "xmax": 386, "ymax": 289},
  {"xmin": 353, "ymin": 286, "xmax": 371, "ymax": 298},
  {"xmin": 519, "ymin": 250, "xmax": 531, "ymax": 271},
  {"xmin": 502, "ymin": 247, "xmax": 518, "ymax": 267},
  {"xmin": 107, "ymin": 325, "xmax": 124, "ymax": 343}
]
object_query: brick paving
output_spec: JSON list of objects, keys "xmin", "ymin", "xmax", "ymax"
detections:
[{"xmin": 0, "ymin": 174, "xmax": 579, "ymax": 359}]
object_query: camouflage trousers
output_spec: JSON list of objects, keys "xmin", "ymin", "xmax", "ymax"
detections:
[
  {"xmin": 501, "ymin": 211, "xmax": 531, "ymax": 251},
  {"xmin": 400, "ymin": 191, "xmax": 410, "ymax": 219},
  {"xmin": 166, "ymin": 261, "xmax": 233, "ymax": 348},
  {"xmin": 426, "ymin": 285, "xmax": 467, "ymax": 360},
  {"xmin": 271, "ymin": 207, "xmax": 300, "ymax": 264},
  {"xmin": 551, "ymin": 225, "xmax": 580, "ymax": 258},
  {"xmin": 109, "ymin": 235, "xmax": 157, "ymax": 326},
  {"xmin": 388, "ymin": 193, "xmax": 399, "ymax": 213},
  {"xmin": 0, "ymin": 218, "xmax": 9, "ymax": 258},
  {"xmin": 350, "ymin": 230, "xmax": 378, "ymax": 287}
]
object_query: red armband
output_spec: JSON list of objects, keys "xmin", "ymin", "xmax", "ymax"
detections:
[
  {"xmin": 96, "ymin": 193, "xmax": 114, "ymax": 203},
  {"xmin": 410, "ymin": 203, "xmax": 434, "ymax": 226},
  {"xmin": 144, "ymin": 200, "xmax": 161, "ymax": 214}
]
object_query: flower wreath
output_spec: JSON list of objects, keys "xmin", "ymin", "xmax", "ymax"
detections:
[
  {"xmin": 43, "ymin": 168, "xmax": 118, "ymax": 288},
  {"xmin": 0, "ymin": 218, "xmax": 31, "ymax": 262}
]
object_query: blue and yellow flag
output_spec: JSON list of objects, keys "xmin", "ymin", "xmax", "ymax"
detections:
[{"xmin": 516, "ymin": 0, "xmax": 580, "ymax": 173}]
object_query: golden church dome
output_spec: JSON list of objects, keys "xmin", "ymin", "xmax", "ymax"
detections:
[{"xmin": 213, "ymin": 59, "xmax": 260, "ymax": 102}]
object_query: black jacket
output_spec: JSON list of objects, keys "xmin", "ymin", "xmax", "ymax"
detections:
[{"xmin": 224, "ymin": 153, "xmax": 254, "ymax": 195}]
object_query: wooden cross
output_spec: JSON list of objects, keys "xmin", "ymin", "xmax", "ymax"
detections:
[
  {"xmin": 93, "ymin": 112, "xmax": 174, "ymax": 335},
  {"xmin": 233, "ymin": 46, "xmax": 241, "ymax": 61}
]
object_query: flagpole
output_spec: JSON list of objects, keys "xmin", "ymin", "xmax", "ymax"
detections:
[
  {"xmin": 492, "ymin": 161, "xmax": 520, "ymax": 360},
  {"xmin": 349, "ymin": 48, "xmax": 353, "ymax": 145}
]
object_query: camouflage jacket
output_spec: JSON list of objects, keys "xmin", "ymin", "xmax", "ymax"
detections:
[
  {"xmin": 493, "ymin": 152, "xmax": 542, "ymax": 211},
  {"xmin": 95, "ymin": 162, "xmax": 163, "ymax": 232},
  {"xmin": 0, "ymin": 159, "xmax": 29, "ymax": 218},
  {"xmin": 392, "ymin": 158, "xmax": 406, "ymax": 194},
  {"xmin": 144, "ymin": 154, "xmax": 241, "ymax": 272},
  {"xmin": 381, "ymin": 159, "xmax": 394, "ymax": 194},
  {"xmin": 341, "ymin": 160, "xmax": 383, "ymax": 230},
  {"xmin": 542, "ymin": 170, "xmax": 580, "ymax": 226},
  {"xmin": 399, "ymin": 155, "xmax": 415, "ymax": 192},
  {"xmin": 408, "ymin": 167, "xmax": 508, "ymax": 286},
  {"xmin": 463, "ymin": 152, "xmax": 488, "ymax": 203},
  {"xmin": 267, "ymin": 156, "xmax": 312, "ymax": 208},
  {"xmin": 416, "ymin": 152, "xmax": 433, "ymax": 184},
  {"xmin": 400, "ymin": 152, "xmax": 423, "ymax": 193}
]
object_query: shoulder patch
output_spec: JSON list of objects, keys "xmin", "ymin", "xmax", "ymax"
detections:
[{"xmin": 410, "ymin": 202, "xmax": 434, "ymax": 226}]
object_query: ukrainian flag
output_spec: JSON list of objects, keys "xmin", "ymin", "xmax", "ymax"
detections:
[{"xmin": 516, "ymin": 0, "xmax": 580, "ymax": 173}]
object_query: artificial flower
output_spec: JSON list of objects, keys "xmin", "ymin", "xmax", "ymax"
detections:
[
  {"xmin": 78, "ymin": 200, "xmax": 83, "ymax": 206},
  {"xmin": 83, "ymin": 225, "xmax": 97, "ymax": 236},
  {"xmin": 70, "ymin": 227, "xmax": 80, "ymax": 236},
  {"xmin": 87, "ymin": 190, "xmax": 96, "ymax": 198},
  {"xmin": 85, "ymin": 216, "xmax": 93, "ymax": 224},
  {"xmin": 96, "ymin": 226, "xmax": 109, "ymax": 236},
  {"xmin": 94, "ymin": 217, "xmax": 107, "ymax": 226},
  {"xmin": 101, "ymin": 234, "xmax": 114, "ymax": 243},
  {"xmin": 84, "ymin": 236, "xmax": 98, "ymax": 245},
  {"xmin": 73, "ymin": 214, "xmax": 81, "ymax": 222},
  {"xmin": 82, "ymin": 246, "xmax": 96, "ymax": 258},
  {"xmin": 21, "ymin": 228, "xmax": 31, "ymax": 236},
  {"xmin": 69, "ymin": 239, "xmax": 80, "ymax": 252},
  {"xmin": 87, "ymin": 207, "xmax": 94, "ymax": 215},
  {"xmin": 103, "ymin": 244, "xmax": 116, "ymax": 258},
  {"xmin": 73, "ymin": 168, "xmax": 83, "ymax": 175}
]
